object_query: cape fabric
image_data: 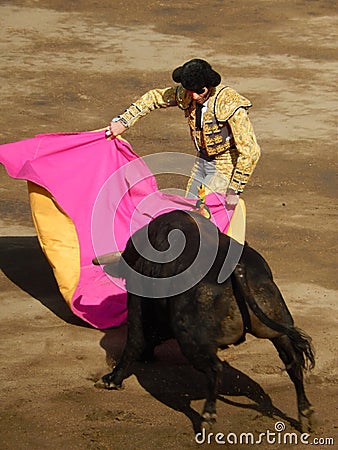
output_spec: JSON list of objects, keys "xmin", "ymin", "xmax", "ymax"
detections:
[{"xmin": 0, "ymin": 131, "xmax": 235, "ymax": 329}]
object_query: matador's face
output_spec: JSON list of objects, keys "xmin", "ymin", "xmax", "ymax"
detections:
[{"xmin": 186, "ymin": 87, "xmax": 210, "ymax": 104}]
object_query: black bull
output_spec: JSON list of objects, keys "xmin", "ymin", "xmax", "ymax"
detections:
[{"xmin": 93, "ymin": 210, "xmax": 315, "ymax": 431}]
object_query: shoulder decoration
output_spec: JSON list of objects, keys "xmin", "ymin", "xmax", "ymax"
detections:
[
  {"xmin": 175, "ymin": 85, "xmax": 193, "ymax": 110},
  {"xmin": 214, "ymin": 86, "xmax": 252, "ymax": 122}
]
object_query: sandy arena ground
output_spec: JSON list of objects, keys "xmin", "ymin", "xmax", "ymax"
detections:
[{"xmin": 0, "ymin": 1, "xmax": 337, "ymax": 449}]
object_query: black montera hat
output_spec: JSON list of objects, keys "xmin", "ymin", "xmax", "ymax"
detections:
[{"xmin": 172, "ymin": 59, "xmax": 221, "ymax": 93}]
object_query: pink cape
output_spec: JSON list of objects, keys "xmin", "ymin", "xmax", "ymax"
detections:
[{"xmin": 0, "ymin": 131, "xmax": 233, "ymax": 329}]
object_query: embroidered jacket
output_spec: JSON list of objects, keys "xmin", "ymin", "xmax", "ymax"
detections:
[{"xmin": 118, "ymin": 85, "xmax": 261, "ymax": 193}]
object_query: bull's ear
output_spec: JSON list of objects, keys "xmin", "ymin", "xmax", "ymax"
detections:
[{"xmin": 104, "ymin": 261, "xmax": 124, "ymax": 278}]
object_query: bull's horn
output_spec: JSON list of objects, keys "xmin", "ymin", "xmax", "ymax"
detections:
[{"xmin": 92, "ymin": 251, "xmax": 122, "ymax": 265}]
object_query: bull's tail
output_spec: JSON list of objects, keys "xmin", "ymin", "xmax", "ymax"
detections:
[
  {"xmin": 232, "ymin": 264, "xmax": 315, "ymax": 371},
  {"xmin": 288, "ymin": 327, "xmax": 315, "ymax": 371}
]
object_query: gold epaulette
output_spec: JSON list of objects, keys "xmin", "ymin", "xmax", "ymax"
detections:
[
  {"xmin": 214, "ymin": 86, "xmax": 252, "ymax": 122},
  {"xmin": 175, "ymin": 85, "xmax": 193, "ymax": 110}
]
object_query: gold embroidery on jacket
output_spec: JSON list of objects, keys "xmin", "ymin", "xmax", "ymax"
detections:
[{"xmin": 117, "ymin": 84, "xmax": 260, "ymax": 193}]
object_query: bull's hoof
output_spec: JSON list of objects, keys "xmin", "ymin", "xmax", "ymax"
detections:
[
  {"xmin": 299, "ymin": 406, "xmax": 315, "ymax": 432},
  {"xmin": 94, "ymin": 373, "xmax": 122, "ymax": 390},
  {"xmin": 201, "ymin": 412, "xmax": 217, "ymax": 430}
]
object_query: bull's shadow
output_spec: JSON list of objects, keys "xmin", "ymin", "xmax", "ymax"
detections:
[
  {"xmin": 0, "ymin": 236, "xmax": 89, "ymax": 327},
  {"xmin": 99, "ymin": 331, "xmax": 299, "ymax": 434}
]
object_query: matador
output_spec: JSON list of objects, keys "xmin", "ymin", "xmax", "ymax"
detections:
[{"xmin": 107, "ymin": 59, "xmax": 261, "ymax": 206}]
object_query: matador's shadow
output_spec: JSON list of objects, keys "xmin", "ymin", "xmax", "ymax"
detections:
[
  {"xmin": 100, "ymin": 331, "xmax": 300, "ymax": 435},
  {"xmin": 0, "ymin": 236, "xmax": 89, "ymax": 327}
]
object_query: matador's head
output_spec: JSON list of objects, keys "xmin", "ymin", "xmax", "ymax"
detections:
[{"xmin": 172, "ymin": 59, "xmax": 221, "ymax": 94}]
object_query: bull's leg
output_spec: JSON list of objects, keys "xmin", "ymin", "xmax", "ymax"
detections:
[
  {"xmin": 100, "ymin": 295, "xmax": 146, "ymax": 389},
  {"xmin": 271, "ymin": 334, "xmax": 314, "ymax": 432},
  {"xmin": 172, "ymin": 288, "xmax": 225, "ymax": 427},
  {"xmin": 200, "ymin": 356, "xmax": 223, "ymax": 427},
  {"xmin": 180, "ymin": 345, "xmax": 223, "ymax": 427}
]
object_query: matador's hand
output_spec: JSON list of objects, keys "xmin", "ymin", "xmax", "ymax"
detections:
[{"xmin": 105, "ymin": 120, "xmax": 127, "ymax": 140}]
